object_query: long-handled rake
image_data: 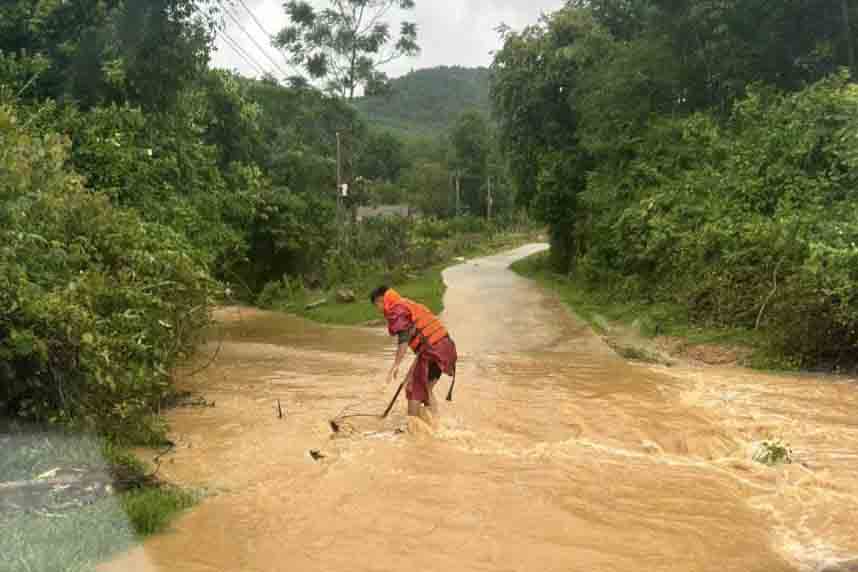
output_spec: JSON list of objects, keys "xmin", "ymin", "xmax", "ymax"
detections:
[{"xmin": 381, "ymin": 358, "xmax": 417, "ymax": 419}]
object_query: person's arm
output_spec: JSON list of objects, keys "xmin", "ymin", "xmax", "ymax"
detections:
[
  {"xmin": 384, "ymin": 304, "xmax": 413, "ymax": 384},
  {"xmin": 386, "ymin": 332, "xmax": 411, "ymax": 384}
]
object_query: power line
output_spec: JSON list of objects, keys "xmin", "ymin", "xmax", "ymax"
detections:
[
  {"xmin": 191, "ymin": 1, "xmax": 274, "ymax": 78},
  {"xmin": 234, "ymin": 0, "xmax": 297, "ymax": 74},
  {"xmin": 220, "ymin": 30, "xmax": 270, "ymax": 77},
  {"xmin": 235, "ymin": 0, "xmax": 274, "ymax": 38},
  {"xmin": 217, "ymin": 0, "xmax": 291, "ymax": 79}
]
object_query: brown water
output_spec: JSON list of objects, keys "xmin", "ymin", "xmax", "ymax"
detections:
[{"xmin": 104, "ymin": 244, "xmax": 858, "ymax": 572}]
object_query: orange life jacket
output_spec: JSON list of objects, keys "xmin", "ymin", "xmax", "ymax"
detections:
[{"xmin": 383, "ymin": 289, "xmax": 448, "ymax": 352}]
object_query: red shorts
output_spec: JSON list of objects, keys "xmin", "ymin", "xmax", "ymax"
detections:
[{"xmin": 406, "ymin": 337, "xmax": 457, "ymax": 404}]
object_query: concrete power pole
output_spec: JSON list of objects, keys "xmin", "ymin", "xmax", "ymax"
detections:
[
  {"xmin": 336, "ymin": 131, "xmax": 342, "ymax": 226},
  {"xmin": 455, "ymin": 171, "xmax": 461, "ymax": 217},
  {"xmin": 487, "ymin": 175, "xmax": 493, "ymax": 220}
]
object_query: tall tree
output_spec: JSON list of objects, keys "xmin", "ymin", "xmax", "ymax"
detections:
[
  {"xmin": 449, "ymin": 111, "xmax": 490, "ymax": 216},
  {"xmin": 275, "ymin": 0, "xmax": 419, "ymax": 99},
  {"xmin": 356, "ymin": 129, "xmax": 408, "ymax": 181},
  {"xmin": 0, "ymin": 0, "xmax": 216, "ymax": 109}
]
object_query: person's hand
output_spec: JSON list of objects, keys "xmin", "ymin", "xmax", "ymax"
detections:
[{"xmin": 386, "ymin": 365, "xmax": 400, "ymax": 385}]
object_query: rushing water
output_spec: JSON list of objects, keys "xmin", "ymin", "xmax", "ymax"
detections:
[{"xmin": 104, "ymin": 244, "xmax": 858, "ymax": 572}]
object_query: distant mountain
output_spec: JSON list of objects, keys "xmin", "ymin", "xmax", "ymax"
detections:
[{"xmin": 353, "ymin": 66, "xmax": 491, "ymax": 136}]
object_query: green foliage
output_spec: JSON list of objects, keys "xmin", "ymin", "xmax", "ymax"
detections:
[
  {"xmin": 491, "ymin": 11, "xmax": 590, "ymax": 210},
  {"xmin": 0, "ymin": 497, "xmax": 137, "ymax": 572},
  {"xmin": 0, "ymin": 0, "xmax": 519, "ymax": 446},
  {"xmin": 580, "ymin": 76, "xmax": 858, "ymax": 363},
  {"xmin": 120, "ymin": 487, "xmax": 198, "ymax": 536},
  {"xmin": 242, "ymin": 188, "xmax": 336, "ymax": 292},
  {"xmin": 400, "ymin": 161, "xmax": 452, "ymax": 217},
  {"xmin": 449, "ymin": 111, "xmax": 490, "ymax": 215},
  {"xmin": 354, "ymin": 66, "xmax": 491, "ymax": 135},
  {"xmin": 273, "ymin": 217, "xmax": 542, "ymax": 325},
  {"xmin": 24, "ymin": 94, "xmax": 261, "ymax": 277},
  {"xmin": 752, "ymin": 439, "xmax": 794, "ymax": 466},
  {"xmin": 0, "ymin": 0, "xmax": 216, "ymax": 109},
  {"xmin": 356, "ymin": 129, "xmax": 408, "ymax": 181},
  {"xmin": 0, "ymin": 104, "xmax": 215, "ymax": 439},
  {"xmin": 512, "ymin": 251, "xmax": 764, "ymax": 358},
  {"xmin": 492, "ymin": 1, "xmax": 858, "ymax": 366},
  {"xmin": 0, "ymin": 481, "xmax": 195, "ymax": 572},
  {"xmin": 276, "ymin": 0, "xmax": 419, "ymax": 99}
]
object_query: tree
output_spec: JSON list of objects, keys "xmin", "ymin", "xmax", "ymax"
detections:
[
  {"xmin": 580, "ymin": 0, "xmax": 858, "ymax": 114},
  {"xmin": 449, "ymin": 111, "xmax": 490, "ymax": 216},
  {"xmin": 356, "ymin": 129, "xmax": 408, "ymax": 181},
  {"xmin": 490, "ymin": 10, "xmax": 592, "ymax": 211},
  {"xmin": 401, "ymin": 161, "xmax": 451, "ymax": 217},
  {"xmin": 275, "ymin": 0, "xmax": 419, "ymax": 99},
  {"xmin": 0, "ymin": 0, "xmax": 215, "ymax": 110}
]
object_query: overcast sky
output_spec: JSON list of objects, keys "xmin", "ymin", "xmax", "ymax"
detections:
[{"xmin": 212, "ymin": 0, "xmax": 566, "ymax": 80}]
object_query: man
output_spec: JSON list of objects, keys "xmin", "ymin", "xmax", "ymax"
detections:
[{"xmin": 370, "ymin": 286, "xmax": 457, "ymax": 420}]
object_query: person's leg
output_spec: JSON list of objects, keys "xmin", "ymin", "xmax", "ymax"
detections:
[
  {"xmin": 407, "ymin": 399, "xmax": 421, "ymax": 416},
  {"xmin": 426, "ymin": 362, "xmax": 442, "ymax": 419},
  {"xmin": 406, "ymin": 356, "xmax": 429, "ymax": 417}
]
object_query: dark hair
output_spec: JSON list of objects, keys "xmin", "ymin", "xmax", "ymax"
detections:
[{"xmin": 370, "ymin": 285, "xmax": 389, "ymax": 304}]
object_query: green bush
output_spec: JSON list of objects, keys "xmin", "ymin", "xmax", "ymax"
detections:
[
  {"xmin": 35, "ymin": 102, "xmax": 259, "ymax": 272},
  {"xmin": 573, "ymin": 75, "xmax": 858, "ymax": 365},
  {"xmin": 0, "ymin": 104, "xmax": 215, "ymax": 440},
  {"xmin": 120, "ymin": 487, "xmax": 198, "ymax": 536}
]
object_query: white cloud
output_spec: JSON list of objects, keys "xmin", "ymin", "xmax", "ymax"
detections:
[{"xmin": 211, "ymin": 0, "xmax": 565, "ymax": 80}]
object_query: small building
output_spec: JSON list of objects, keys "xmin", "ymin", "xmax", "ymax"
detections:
[{"xmin": 355, "ymin": 205, "xmax": 416, "ymax": 223}]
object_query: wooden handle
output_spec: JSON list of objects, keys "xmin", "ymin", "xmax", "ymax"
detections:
[{"xmin": 382, "ymin": 382, "xmax": 405, "ymax": 418}]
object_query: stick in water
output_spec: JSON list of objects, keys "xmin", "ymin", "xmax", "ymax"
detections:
[
  {"xmin": 381, "ymin": 358, "xmax": 417, "ymax": 418},
  {"xmin": 382, "ymin": 382, "xmax": 405, "ymax": 419}
]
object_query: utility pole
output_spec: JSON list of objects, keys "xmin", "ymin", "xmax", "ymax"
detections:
[
  {"xmin": 455, "ymin": 171, "xmax": 461, "ymax": 217},
  {"xmin": 487, "ymin": 175, "xmax": 493, "ymax": 220},
  {"xmin": 336, "ymin": 131, "xmax": 343, "ymax": 242}
]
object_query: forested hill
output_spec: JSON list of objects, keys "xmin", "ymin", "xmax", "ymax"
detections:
[{"xmin": 353, "ymin": 66, "xmax": 490, "ymax": 135}]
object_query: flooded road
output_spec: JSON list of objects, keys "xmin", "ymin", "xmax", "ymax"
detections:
[{"xmin": 105, "ymin": 244, "xmax": 858, "ymax": 572}]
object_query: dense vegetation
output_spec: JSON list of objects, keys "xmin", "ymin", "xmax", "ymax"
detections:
[
  {"xmin": 492, "ymin": 0, "xmax": 858, "ymax": 368},
  {"xmin": 0, "ymin": 0, "xmax": 521, "ymax": 439},
  {"xmin": 354, "ymin": 66, "xmax": 491, "ymax": 135}
]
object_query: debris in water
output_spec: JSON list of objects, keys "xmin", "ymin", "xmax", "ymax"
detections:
[
  {"xmin": 309, "ymin": 449, "xmax": 325, "ymax": 461},
  {"xmin": 751, "ymin": 439, "xmax": 793, "ymax": 466}
]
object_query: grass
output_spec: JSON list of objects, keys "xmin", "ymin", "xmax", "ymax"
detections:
[
  {"xmin": 0, "ymin": 487, "xmax": 198, "ymax": 572},
  {"xmin": 1, "ymin": 423, "xmax": 199, "ymax": 572},
  {"xmin": 290, "ymin": 264, "xmax": 447, "ymax": 326},
  {"xmin": 511, "ymin": 251, "xmax": 771, "ymax": 365},
  {"xmin": 274, "ymin": 228, "xmax": 542, "ymax": 326},
  {"xmin": 119, "ymin": 487, "xmax": 198, "ymax": 536},
  {"xmin": 0, "ymin": 497, "xmax": 137, "ymax": 572}
]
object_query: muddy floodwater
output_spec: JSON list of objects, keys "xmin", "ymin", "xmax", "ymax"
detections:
[{"xmin": 104, "ymin": 244, "xmax": 858, "ymax": 572}]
